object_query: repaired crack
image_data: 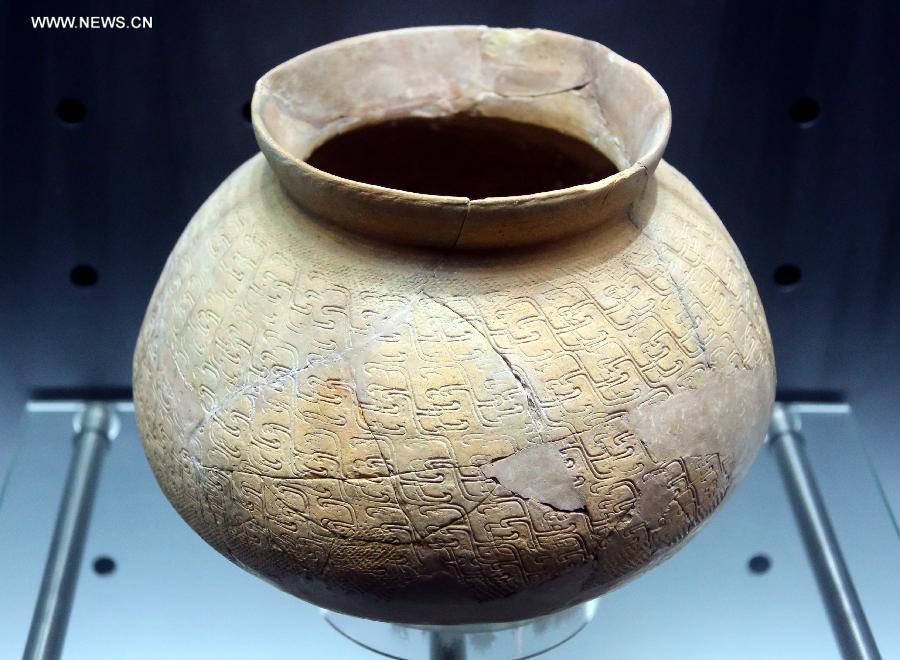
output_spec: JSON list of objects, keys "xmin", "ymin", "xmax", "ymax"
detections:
[
  {"xmin": 492, "ymin": 80, "xmax": 592, "ymax": 99},
  {"xmin": 481, "ymin": 443, "xmax": 586, "ymax": 513},
  {"xmin": 422, "ymin": 291, "xmax": 544, "ymax": 430},
  {"xmin": 627, "ymin": 207, "xmax": 713, "ymax": 368},
  {"xmin": 182, "ymin": 294, "xmax": 423, "ymax": 456}
]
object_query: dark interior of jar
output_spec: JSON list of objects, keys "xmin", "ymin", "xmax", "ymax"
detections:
[{"xmin": 305, "ymin": 114, "xmax": 619, "ymax": 198}]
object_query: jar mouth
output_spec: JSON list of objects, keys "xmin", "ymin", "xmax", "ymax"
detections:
[{"xmin": 252, "ymin": 26, "xmax": 671, "ymax": 249}]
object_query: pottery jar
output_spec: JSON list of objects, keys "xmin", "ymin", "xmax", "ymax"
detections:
[{"xmin": 133, "ymin": 25, "xmax": 776, "ymax": 625}]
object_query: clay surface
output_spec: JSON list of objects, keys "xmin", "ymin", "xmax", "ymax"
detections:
[{"xmin": 133, "ymin": 26, "xmax": 775, "ymax": 625}]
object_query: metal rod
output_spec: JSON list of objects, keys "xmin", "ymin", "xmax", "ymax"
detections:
[
  {"xmin": 769, "ymin": 403, "xmax": 881, "ymax": 660},
  {"xmin": 429, "ymin": 630, "xmax": 466, "ymax": 660},
  {"xmin": 23, "ymin": 403, "xmax": 117, "ymax": 660}
]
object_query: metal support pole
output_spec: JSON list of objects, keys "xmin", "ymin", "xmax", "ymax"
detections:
[
  {"xmin": 23, "ymin": 403, "xmax": 118, "ymax": 660},
  {"xmin": 429, "ymin": 630, "xmax": 466, "ymax": 660},
  {"xmin": 769, "ymin": 403, "xmax": 881, "ymax": 660}
]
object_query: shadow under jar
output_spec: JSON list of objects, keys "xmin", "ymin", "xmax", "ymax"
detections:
[{"xmin": 133, "ymin": 26, "xmax": 776, "ymax": 625}]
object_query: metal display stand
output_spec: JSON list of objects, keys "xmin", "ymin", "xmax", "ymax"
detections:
[
  {"xmin": 7, "ymin": 400, "xmax": 892, "ymax": 659},
  {"xmin": 22, "ymin": 404, "xmax": 120, "ymax": 660},
  {"xmin": 768, "ymin": 403, "xmax": 881, "ymax": 660},
  {"xmin": 324, "ymin": 599, "xmax": 596, "ymax": 660}
]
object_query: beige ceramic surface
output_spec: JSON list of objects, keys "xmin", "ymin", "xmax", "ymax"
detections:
[{"xmin": 133, "ymin": 26, "xmax": 775, "ymax": 625}]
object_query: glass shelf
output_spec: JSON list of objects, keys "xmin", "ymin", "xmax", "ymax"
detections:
[{"xmin": 0, "ymin": 406, "xmax": 897, "ymax": 659}]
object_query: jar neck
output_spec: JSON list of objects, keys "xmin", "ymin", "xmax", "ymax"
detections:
[{"xmin": 251, "ymin": 26, "xmax": 671, "ymax": 250}]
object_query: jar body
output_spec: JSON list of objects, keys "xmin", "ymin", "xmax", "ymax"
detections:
[{"xmin": 133, "ymin": 153, "xmax": 775, "ymax": 624}]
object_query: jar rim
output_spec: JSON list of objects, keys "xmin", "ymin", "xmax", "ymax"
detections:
[{"xmin": 252, "ymin": 25, "xmax": 671, "ymax": 249}]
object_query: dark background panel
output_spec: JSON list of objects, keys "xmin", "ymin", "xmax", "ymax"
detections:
[{"xmin": 1, "ymin": 0, "xmax": 898, "ymax": 508}]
